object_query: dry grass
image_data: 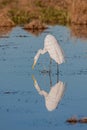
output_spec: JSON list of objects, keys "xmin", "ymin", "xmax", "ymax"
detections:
[
  {"xmin": 67, "ymin": 0, "xmax": 87, "ymax": 24},
  {"xmin": 0, "ymin": 0, "xmax": 87, "ymax": 25},
  {"xmin": 70, "ymin": 24, "xmax": 87, "ymax": 38}
]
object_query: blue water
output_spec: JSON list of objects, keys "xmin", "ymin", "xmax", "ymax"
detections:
[{"xmin": 0, "ymin": 26, "xmax": 87, "ymax": 130}]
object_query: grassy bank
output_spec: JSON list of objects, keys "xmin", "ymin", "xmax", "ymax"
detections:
[
  {"xmin": 0, "ymin": 0, "xmax": 87, "ymax": 25},
  {"xmin": 8, "ymin": 7, "xmax": 70, "ymax": 25}
]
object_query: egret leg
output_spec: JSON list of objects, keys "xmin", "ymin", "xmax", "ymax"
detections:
[
  {"xmin": 49, "ymin": 58, "xmax": 52, "ymax": 88},
  {"xmin": 49, "ymin": 70, "xmax": 52, "ymax": 88},
  {"xmin": 49, "ymin": 58, "xmax": 52, "ymax": 73},
  {"xmin": 57, "ymin": 63, "xmax": 59, "ymax": 82}
]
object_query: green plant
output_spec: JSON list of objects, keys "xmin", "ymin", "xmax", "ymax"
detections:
[
  {"xmin": 39, "ymin": 7, "xmax": 70, "ymax": 25},
  {"xmin": 8, "ymin": 9, "xmax": 30, "ymax": 25}
]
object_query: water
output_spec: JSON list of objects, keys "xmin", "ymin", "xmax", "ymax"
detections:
[{"xmin": 0, "ymin": 25, "xmax": 87, "ymax": 130}]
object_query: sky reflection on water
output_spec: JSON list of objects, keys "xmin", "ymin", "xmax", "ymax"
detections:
[{"xmin": 0, "ymin": 26, "xmax": 87, "ymax": 130}]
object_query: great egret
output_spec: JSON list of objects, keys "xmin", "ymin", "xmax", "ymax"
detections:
[
  {"xmin": 32, "ymin": 75, "xmax": 65, "ymax": 111},
  {"xmin": 32, "ymin": 34, "xmax": 65, "ymax": 69}
]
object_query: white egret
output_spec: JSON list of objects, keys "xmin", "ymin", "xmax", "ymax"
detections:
[
  {"xmin": 32, "ymin": 34, "xmax": 65, "ymax": 69},
  {"xmin": 32, "ymin": 75, "xmax": 65, "ymax": 111}
]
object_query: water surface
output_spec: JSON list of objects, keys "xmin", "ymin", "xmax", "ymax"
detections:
[{"xmin": 0, "ymin": 26, "xmax": 87, "ymax": 130}]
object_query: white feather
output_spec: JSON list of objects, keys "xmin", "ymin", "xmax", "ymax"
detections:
[{"xmin": 32, "ymin": 34, "xmax": 65, "ymax": 69}]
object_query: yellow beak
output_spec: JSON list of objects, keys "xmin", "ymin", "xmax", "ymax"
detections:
[
  {"xmin": 32, "ymin": 75, "xmax": 37, "ymax": 84},
  {"xmin": 32, "ymin": 60, "xmax": 36, "ymax": 70}
]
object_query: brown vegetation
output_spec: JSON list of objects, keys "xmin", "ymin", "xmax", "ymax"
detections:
[
  {"xmin": 66, "ymin": 116, "xmax": 78, "ymax": 124},
  {"xmin": 0, "ymin": 0, "xmax": 87, "ymax": 26},
  {"xmin": 70, "ymin": 24, "xmax": 87, "ymax": 39},
  {"xmin": 24, "ymin": 20, "xmax": 47, "ymax": 30},
  {"xmin": 0, "ymin": 26, "xmax": 13, "ymax": 37},
  {"xmin": 66, "ymin": 116, "xmax": 87, "ymax": 124},
  {"xmin": 79, "ymin": 117, "xmax": 87, "ymax": 123},
  {"xmin": 0, "ymin": 13, "xmax": 15, "ymax": 27},
  {"xmin": 68, "ymin": 0, "xmax": 87, "ymax": 24}
]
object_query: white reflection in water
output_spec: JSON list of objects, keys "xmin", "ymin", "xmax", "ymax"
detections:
[{"xmin": 32, "ymin": 75, "xmax": 65, "ymax": 111}]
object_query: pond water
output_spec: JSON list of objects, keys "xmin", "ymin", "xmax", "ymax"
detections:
[{"xmin": 0, "ymin": 25, "xmax": 87, "ymax": 130}]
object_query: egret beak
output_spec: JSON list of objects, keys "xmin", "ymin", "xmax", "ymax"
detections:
[
  {"xmin": 32, "ymin": 60, "xmax": 36, "ymax": 70},
  {"xmin": 32, "ymin": 75, "xmax": 37, "ymax": 85}
]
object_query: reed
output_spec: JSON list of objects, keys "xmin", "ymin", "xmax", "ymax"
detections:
[
  {"xmin": 0, "ymin": 0, "xmax": 87, "ymax": 25},
  {"xmin": 8, "ymin": 9, "xmax": 30, "ymax": 25},
  {"xmin": 67, "ymin": 0, "xmax": 87, "ymax": 24},
  {"xmin": 39, "ymin": 7, "xmax": 70, "ymax": 25}
]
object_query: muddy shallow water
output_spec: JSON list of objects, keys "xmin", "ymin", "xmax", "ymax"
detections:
[{"xmin": 0, "ymin": 26, "xmax": 87, "ymax": 130}]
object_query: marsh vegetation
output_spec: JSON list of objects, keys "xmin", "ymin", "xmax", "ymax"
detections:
[{"xmin": 0, "ymin": 0, "xmax": 87, "ymax": 26}]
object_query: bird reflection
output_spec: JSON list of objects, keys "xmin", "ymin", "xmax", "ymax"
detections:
[{"xmin": 32, "ymin": 75, "xmax": 65, "ymax": 111}]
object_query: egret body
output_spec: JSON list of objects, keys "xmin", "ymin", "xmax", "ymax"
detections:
[{"xmin": 32, "ymin": 34, "xmax": 65, "ymax": 69}]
